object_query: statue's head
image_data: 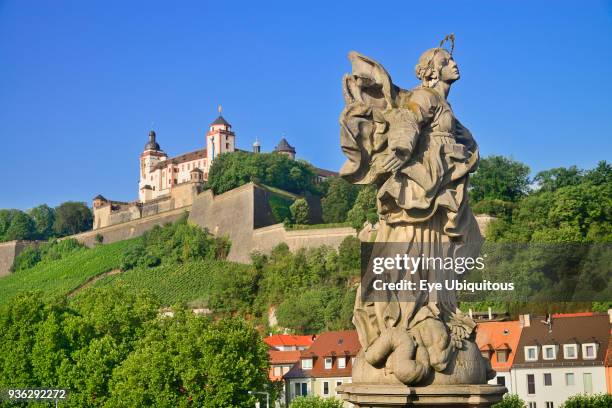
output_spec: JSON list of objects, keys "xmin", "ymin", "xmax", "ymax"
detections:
[{"xmin": 415, "ymin": 34, "xmax": 459, "ymax": 88}]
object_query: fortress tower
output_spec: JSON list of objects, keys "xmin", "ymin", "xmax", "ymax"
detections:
[
  {"xmin": 139, "ymin": 130, "xmax": 168, "ymax": 202},
  {"xmin": 206, "ymin": 106, "xmax": 235, "ymax": 162}
]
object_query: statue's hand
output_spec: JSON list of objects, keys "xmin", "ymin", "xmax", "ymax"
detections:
[{"xmin": 382, "ymin": 150, "xmax": 409, "ymax": 173}]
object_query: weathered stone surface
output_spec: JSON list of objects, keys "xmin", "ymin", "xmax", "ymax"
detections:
[
  {"xmin": 337, "ymin": 383, "xmax": 506, "ymax": 407},
  {"xmin": 339, "ymin": 35, "xmax": 498, "ymax": 389}
]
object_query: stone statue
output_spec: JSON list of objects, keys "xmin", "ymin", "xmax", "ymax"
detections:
[{"xmin": 339, "ymin": 35, "xmax": 494, "ymax": 386}]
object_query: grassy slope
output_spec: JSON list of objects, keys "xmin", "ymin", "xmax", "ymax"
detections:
[
  {"xmin": 94, "ymin": 260, "xmax": 254, "ymax": 307},
  {"xmin": 0, "ymin": 239, "xmax": 137, "ymax": 306},
  {"xmin": 0, "ymin": 239, "xmax": 254, "ymax": 309}
]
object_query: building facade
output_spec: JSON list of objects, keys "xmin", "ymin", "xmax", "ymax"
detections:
[
  {"xmin": 283, "ymin": 330, "xmax": 360, "ymax": 407},
  {"xmin": 511, "ymin": 313, "xmax": 611, "ymax": 408},
  {"xmin": 476, "ymin": 320, "xmax": 523, "ymax": 393}
]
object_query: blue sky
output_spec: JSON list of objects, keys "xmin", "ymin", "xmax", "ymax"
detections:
[{"xmin": 1, "ymin": 1, "xmax": 611, "ymax": 209}]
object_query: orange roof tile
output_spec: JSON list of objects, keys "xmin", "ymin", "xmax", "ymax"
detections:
[
  {"xmin": 269, "ymin": 350, "xmax": 301, "ymax": 365},
  {"xmin": 475, "ymin": 321, "xmax": 523, "ymax": 372},
  {"xmin": 264, "ymin": 334, "xmax": 315, "ymax": 348}
]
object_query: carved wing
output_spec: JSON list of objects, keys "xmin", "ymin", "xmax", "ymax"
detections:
[{"xmin": 340, "ymin": 52, "xmax": 398, "ymax": 184}]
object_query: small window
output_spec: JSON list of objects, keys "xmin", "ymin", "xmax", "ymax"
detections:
[
  {"xmin": 496, "ymin": 376, "xmax": 506, "ymax": 386},
  {"xmin": 324, "ymin": 357, "xmax": 332, "ymax": 369},
  {"xmin": 322, "ymin": 381, "xmax": 329, "ymax": 396},
  {"xmin": 527, "ymin": 374, "xmax": 536, "ymax": 394},
  {"xmin": 543, "ymin": 345, "xmax": 556, "ymax": 360},
  {"xmin": 294, "ymin": 383, "xmax": 300, "ymax": 397},
  {"xmin": 273, "ymin": 366, "xmax": 281, "ymax": 377},
  {"xmin": 496, "ymin": 350, "xmax": 508, "ymax": 363},
  {"xmin": 565, "ymin": 372, "xmax": 575, "ymax": 385},
  {"xmin": 301, "ymin": 383, "xmax": 307, "ymax": 396},
  {"xmin": 545, "ymin": 403, "xmax": 554, "ymax": 408},
  {"xmin": 301, "ymin": 358, "xmax": 313, "ymax": 369},
  {"xmin": 528, "ymin": 403, "xmax": 537, "ymax": 408},
  {"xmin": 563, "ymin": 344, "xmax": 577, "ymax": 359},
  {"xmin": 544, "ymin": 373, "xmax": 552, "ymax": 386},
  {"xmin": 338, "ymin": 357, "xmax": 346, "ymax": 369},
  {"xmin": 582, "ymin": 343, "xmax": 596, "ymax": 359},
  {"xmin": 525, "ymin": 346, "xmax": 538, "ymax": 361}
]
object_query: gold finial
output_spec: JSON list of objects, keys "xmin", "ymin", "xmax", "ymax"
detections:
[{"xmin": 218, "ymin": 105, "xmax": 222, "ymax": 114}]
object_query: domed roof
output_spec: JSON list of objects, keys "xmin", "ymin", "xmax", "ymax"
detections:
[{"xmin": 144, "ymin": 130, "xmax": 161, "ymax": 151}]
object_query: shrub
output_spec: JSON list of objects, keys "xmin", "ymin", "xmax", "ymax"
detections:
[
  {"xmin": 290, "ymin": 395, "xmax": 344, "ymax": 408},
  {"xmin": 290, "ymin": 198, "xmax": 310, "ymax": 225},
  {"xmin": 561, "ymin": 393, "xmax": 612, "ymax": 408},
  {"xmin": 11, "ymin": 238, "xmax": 85, "ymax": 272},
  {"xmin": 347, "ymin": 186, "xmax": 378, "ymax": 229},
  {"xmin": 120, "ymin": 217, "xmax": 231, "ymax": 271},
  {"xmin": 492, "ymin": 394, "xmax": 526, "ymax": 408},
  {"xmin": 471, "ymin": 199, "xmax": 515, "ymax": 219}
]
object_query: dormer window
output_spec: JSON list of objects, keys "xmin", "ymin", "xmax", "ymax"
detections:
[
  {"xmin": 324, "ymin": 357, "xmax": 332, "ymax": 369},
  {"xmin": 563, "ymin": 344, "xmax": 577, "ymax": 359},
  {"xmin": 496, "ymin": 350, "xmax": 508, "ymax": 363},
  {"xmin": 542, "ymin": 345, "xmax": 556, "ymax": 360},
  {"xmin": 525, "ymin": 346, "xmax": 538, "ymax": 361},
  {"xmin": 582, "ymin": 343, "xmax": 597, "ymax": 359},
  {"xmin": 301, "ymin": 358, "xmax": 313, "ymax": 369},
  {"xmin": 338, "ymin": 357, "xmax": 346, "ymax": 369}
]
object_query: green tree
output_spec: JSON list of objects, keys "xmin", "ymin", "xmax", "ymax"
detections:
[
  {"xmin": 4, "ymin": 210, "xmax": 36, "ymax": 241},
  {"xmin": 321, "ymin": 177, "xmax": 359, "ymax": 223},
  {"xmin": 469, "ymin": 155, "xmax": 531, "ymax": 203},
  {"xmin": 53, "ymin": 201, "xmax": 93, "ymax": 236},
  {"xmin": 208, "ymin": 151, "xmax": 320, "ymax": 196},
  {"xmin": 290, "ymin": 395, "xmax": 344, "ymax": 408},
  {"xmin": 106, "ymin": 315, "xmax": 270, "ymax": 408},
  {"xmin": 492, "ymin": 394, "xmax": 525, "ymax": 408},
  {"xmin": 560, "ymin": 393, "xmax": 612, "ymax": 408},
  {"xmin": 584, "ymin": 160, "xmax": 611, "ymax": 185},
  {"xmin": 290, "ymin": 198, "xmax": 310, "ymax": 225},
  {"xmin": 534, "ymin": 166, "xmax": 583, "ymax": 192},
  {"xmin": 346, "ymin": 186, "xmax": 378, "ymax": 229},
  {"xmin": 28, "ymin": 204, "xmax": 56, "ymax": 239}
]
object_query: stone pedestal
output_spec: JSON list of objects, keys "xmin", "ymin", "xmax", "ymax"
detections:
[{"xmin": 337, "ymin": 383, "xmax": 506, "ymax": 408}]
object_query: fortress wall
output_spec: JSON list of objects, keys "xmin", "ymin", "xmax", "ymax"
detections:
[
  {"xmin": 72, "ymin": 206, "xmax": 191, "ymax": 247},
  {"xmin": 0, "ymin": 241, "xmax": 40, "ymax": 277},
  {"xmin": 251, "ymin": 224, "xmax": 357, "ymax": 254},
  {"xmin": 285, "ymin": 226, "xmax": 357, "ymax": 251},
  {"xmin": 189, "ymin": 184, "xmax": 256, "ymax": 263}
]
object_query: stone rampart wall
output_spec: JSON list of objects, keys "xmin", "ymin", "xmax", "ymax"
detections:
[
  {"xmin": 73, "ymin": 207, "xmax": 191, "ymax": 247},
  {"xmin": 0, "ymin": 241, "xmax": 40, "ymax": 277}
]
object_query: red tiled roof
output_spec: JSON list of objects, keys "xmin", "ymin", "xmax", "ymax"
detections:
[
  {"xmin": 269, "ymin": 350, "xmax": 301, "ymax": 365},
  {"xmin": 285, "ymin": 330, "xmax": 360, "ymax": 379},
  {"xmin": 475, "ymin": 321, "xmax": 522, "ymax": 372},
  {"xmin": 514, "ymin": 313, "xmax": 610, "ymax": 366},
  {"xmin": 551, "ymin": 312, "xmax": 595, "ymax": 318},
  {"xmin": 264, "ymin": 334, "xmax": 315, "ymax": 348}
]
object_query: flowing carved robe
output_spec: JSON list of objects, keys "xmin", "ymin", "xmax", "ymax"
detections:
[{"xmin": 339, "ymin": 53, "xmax": 483, "ymax": 381}]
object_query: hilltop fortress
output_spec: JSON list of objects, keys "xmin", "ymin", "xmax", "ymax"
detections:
[
  {"xmin": 84, "ymin": 112, "xmax": 351, "ymax": 263},
  {"xmin": 92, "ymin": 111, "xmax": 336, "ymax": 231}
]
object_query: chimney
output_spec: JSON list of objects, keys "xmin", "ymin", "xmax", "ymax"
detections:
[
  {"xmin": 488, "ymin": 307, "xmax": 493, "ymax": 320},
  {"xmin": 469, "ymin": 308, "xmax": 473, "ymax": 319},
  {"xmin": 519, "ymin": 314, "xmax": 531, "ymax": 327},
  {"xmin": 608, "ymin": 309, "xmax": 612, "ymax": 324}
]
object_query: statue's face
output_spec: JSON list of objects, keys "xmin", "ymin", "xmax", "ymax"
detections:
[{"xmin": 435, "ymin": 52, "xmax": 460, "ymax": 83}]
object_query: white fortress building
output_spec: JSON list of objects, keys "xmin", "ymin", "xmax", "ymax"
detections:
[{"xmin": 92, "ymin": 110, "xmax": 334, "ymax": 230}]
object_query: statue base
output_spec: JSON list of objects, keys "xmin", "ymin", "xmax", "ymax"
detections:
[{"xmin": 337, "ymin": 383, "xmax": 506, "ymax": 408}]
